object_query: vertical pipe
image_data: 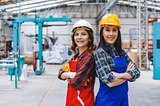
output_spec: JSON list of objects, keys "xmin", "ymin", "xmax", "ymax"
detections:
[
  {"xmin": 15, "ymin": 64, "xmax": 17, "ymax": 88},
  {"xmin": 13, "ymin": 22, "xmax": 18, "ymax": 88},
  {"xmin": 10, "ymin": 74, "xmax": 12, "ymax": 81},
  {"xmin": 15, "ymin": 58, "xmax": 17, "ymax": 88},
  {"xmin": 37, "ymin": 22, "xmax": 43, "ymax": 72},
  {"xmin": 18, "ymin": 0, "xmax": 21, "ymax": 81}
]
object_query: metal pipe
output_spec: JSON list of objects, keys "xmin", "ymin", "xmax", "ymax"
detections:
[
  {"xmin": 0, "ymin": 60, "xmax": 15, "ymax": 62},
  {"xmin": 0, "ymin": 64, "xmax": 14, "ymax": 67}
]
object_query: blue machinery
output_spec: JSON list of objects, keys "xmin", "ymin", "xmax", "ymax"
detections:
[
  {"xmin": 152, "ymin": 22, "xmax": 160, "ymax": 79},
  {"xmin": 0, "ymin": 15, "xmax": 71, "ymax": 88}
]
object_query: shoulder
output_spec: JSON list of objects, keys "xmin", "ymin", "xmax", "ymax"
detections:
[
  {"xmin": 95, "ymin": 47, "xmax": 109, "ymax": 56},
  {"xmin": 96, "ymin": 47, "xmax": 104, "ymax": 53},
  {"xmin": 79, "ymin": 50, "xmax": 94, "ymax": 60},
  {"xmin": 86, "ymin": 50, "xmax": 95, "ymax": 59},
  {"xmin": 122, "ymin": 49, "xmax": 128, "ymax": 56}
]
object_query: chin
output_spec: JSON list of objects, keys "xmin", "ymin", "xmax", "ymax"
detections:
[{"xmin": 108, "ymin": 42, "xmax": 114, "ymax": 45}]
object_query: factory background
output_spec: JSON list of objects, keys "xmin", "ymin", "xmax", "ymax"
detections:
[{"xmin": 0, "ymin": 0, "xmax": 160, "ymax": 106}]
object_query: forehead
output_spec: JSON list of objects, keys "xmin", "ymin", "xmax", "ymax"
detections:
[
  {"xmin": 75, "ymin": 28, "xmax": 87, "ymax": 33},
  {"xmin": 104, "ymin": 25, "xmax": 118, "ymax": 29}
]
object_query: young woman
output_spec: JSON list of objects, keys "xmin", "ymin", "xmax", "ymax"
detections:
[
  {"xmin": 95, "ymin": 13, "xmax": 140, "ymax": 106},
  {"xmin": 58, "ymin": 20, "xmax": 96, "ymax": 106}
]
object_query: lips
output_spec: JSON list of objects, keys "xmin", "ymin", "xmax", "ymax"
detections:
[
  {"xmin": 77, "ymin": 41, "xmax": 84, "ymax": 43},
  {"xmin": 108, "ymin": 37, "xmax": 115, "ymax": 40}
]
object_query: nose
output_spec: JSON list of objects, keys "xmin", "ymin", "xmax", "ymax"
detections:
[
  {"xmin": 77, "ymin": 34, "xmax": 82, "ymax": 38},
  {"xmin": 109, "ymin": 31, "xmax": 113, "ymax": 35}
]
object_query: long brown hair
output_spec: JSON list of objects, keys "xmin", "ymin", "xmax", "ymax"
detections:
[{"xmin": 70, "ymin": 29, "xmax": 96, "ymax": 54}]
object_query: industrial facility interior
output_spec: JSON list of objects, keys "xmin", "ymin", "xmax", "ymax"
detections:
[{"xmin": 0, "ymin": 0, "xmax": 160, "ymax": 106}]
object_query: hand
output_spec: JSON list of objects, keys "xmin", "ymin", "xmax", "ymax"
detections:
[
  {"xmin": 112, "ymin": 72, "xmax": 123, "ymax": 79},
  {"xmin": 126, "ymin": 62, "xmax": 135, "ymax": 71},
  {"xmin": 67, "ymin": 72, "xmax": 76, "ymax": 79},
  {"xmin": 62, "ymin": 63, "xmax": 70, "ymax": 72}
]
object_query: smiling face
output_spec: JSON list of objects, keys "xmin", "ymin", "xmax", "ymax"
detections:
[
  {"xmin": 74, "ymin": 29, "xmax": 90, "ymax": 50},
  {"xmin": 102, "ymin": 25, "xmax": 118, "ymax": 46}
]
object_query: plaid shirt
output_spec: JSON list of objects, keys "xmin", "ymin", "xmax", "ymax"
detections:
[
  {"xmin": 58, "ymin": 49, "xmax": 95, "ymax": 89},
  {"xmin": 95, "ymin": 43, "xmax": 140, "ymax": 84}
]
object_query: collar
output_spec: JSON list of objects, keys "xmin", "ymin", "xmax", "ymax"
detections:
[
  {"xmin": 105, "ymin": 42, "xmax": 116, "ymax": 51},
  {"xmin": 74, "ymin": 49, "xmax": 90, "ymax": 60}
]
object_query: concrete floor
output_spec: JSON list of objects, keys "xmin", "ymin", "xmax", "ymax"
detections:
[{"xmin": 0, "ymin": 61, "xmax": 160, "ymax": 106}]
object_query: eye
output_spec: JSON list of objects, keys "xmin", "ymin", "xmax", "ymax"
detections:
[
  {"xmin": 75, "ymin": 33, "xmax": 79, "ymax": 36},
  {"xmin": 105, "ymin": 29, "xmax": 110, "ymax": 31},
  {"xmin": 82, "ymin": 33, "xmax": 86, "ymax": 36},
  {"xmin": 105, "ymin": 28, "xmax": 110, "ymax": 31},
  {"xmin": 113, "ymin": 29, "xmax": 117, "ymax": 31}
]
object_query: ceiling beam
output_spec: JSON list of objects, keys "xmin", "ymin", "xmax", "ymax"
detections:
[{"xmin": 96, "ymin": 0, "xmax": 118, "ymax": 21}]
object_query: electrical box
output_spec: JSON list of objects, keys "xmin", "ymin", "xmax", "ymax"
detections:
[
  {"xmin": 129, "ymin": 28, "xmax": 137, "ymax": 40},
  {"xmin": 152, "ymin": 22, "xmax": 160, "ymax": 79}
]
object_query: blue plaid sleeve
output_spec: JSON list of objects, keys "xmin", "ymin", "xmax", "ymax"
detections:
[
  {"xmin": 124, "ymin": 51, "xmax": 140, "ymax": 82},
  {"xmin": 95, "ymin": 49, "xmax": 115, "ymax": 83}
]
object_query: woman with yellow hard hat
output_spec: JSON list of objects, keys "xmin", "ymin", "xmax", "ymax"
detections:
[
  {"xmin": 95, "ymin": 13, "xmax": 140, "ymax": 106},
  {"xmin": 58, "ymin": 20, "xmax": 96, "ymax": 106}
]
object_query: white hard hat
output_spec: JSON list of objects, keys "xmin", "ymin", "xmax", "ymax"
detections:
[{"xmin": 72, "ymin": 20, "xmax": 93, "ymax": 33}]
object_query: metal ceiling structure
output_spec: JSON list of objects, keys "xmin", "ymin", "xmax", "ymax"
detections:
[{"xmin": 0, "ymin": 0, "xmax": 160, "ymax": 18}]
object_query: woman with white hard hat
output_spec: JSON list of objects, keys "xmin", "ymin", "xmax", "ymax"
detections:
[
  {"xmin": 95, "ymin": 13, "xmax": 140, "ymax": 106},
  {"xmin": 58, "ymin": 20, "xmax": 96, "ymax": 106}
]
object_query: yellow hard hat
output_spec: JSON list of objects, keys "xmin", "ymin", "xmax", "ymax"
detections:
[{"xmin": 99, "ymin": 13, "xmax": 121, "ymax": 29}]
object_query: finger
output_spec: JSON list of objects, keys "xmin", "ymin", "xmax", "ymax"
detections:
[
  {"xmin": 129, "ymin": 62, "xmax": 133, "ymax": 68},
  {"xmin": 130, "ymin": 63, "xmax": 135, "ymax": 68},
  {"xmin": 129, "ymin": 62, "xmax": 134, "ymax": 68},
  {"xmin": 131, "ymin": 65, "xmax": 134, "ymax": 69},
  {"xmin": 129, "ymin": 63, "xmax": 133, "ymax": 68},
  {"xmin": 131, "ymin": 64, "xmax": 135, "ymax": 70},
  {"xmin": 128, "ymin": 62, "xmax": 131, "ymax": 66}
]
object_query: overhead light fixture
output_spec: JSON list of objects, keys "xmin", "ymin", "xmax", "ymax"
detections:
[
  {"xmin": 123, "ymin": 1, "xmax": 130, "ymax": 4},
  {"xmin": 118, "ymin": 1, "xmax": 130, "ymax": 5},
  {"xmin": 147, "ymin": 6, "xmax": 155, "ymax": 9},
  {"xmin": 155, "ymin": 3, "xmax": 160, "ymax": 6},
  {"xmin": 130, "ymin": 3, "xmax": 137, "ymax": 6},
  {"xmin": 13, "ymin": 0, "xmax": 87, "ymax": 14},
  {"xmin": 0, "ymin": 0, "xmax": 49, "ymax": 10},
  {"xmin": 155, "ymin": 7, "xmax": 160, "ymax": 10},
  {"xmin": 67, "ymin": 3, "xmax": 81, "ymax": 6},
  {"xmin": 6, "ymin": 0, "xmax": 65, "ymax": 12},
  {"xmin": 118, "ymin": 1, "xmax": 123, "ymax": 3}
]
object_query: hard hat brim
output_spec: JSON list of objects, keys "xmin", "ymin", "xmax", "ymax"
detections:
[{"xmin": 99, "ymin": 24, "xmax": 121, "ymax": 29}]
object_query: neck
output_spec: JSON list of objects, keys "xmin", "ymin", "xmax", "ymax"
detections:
[{"xmin": 78, "ymin": 46, "xmax": 88, "ymax": 56}]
